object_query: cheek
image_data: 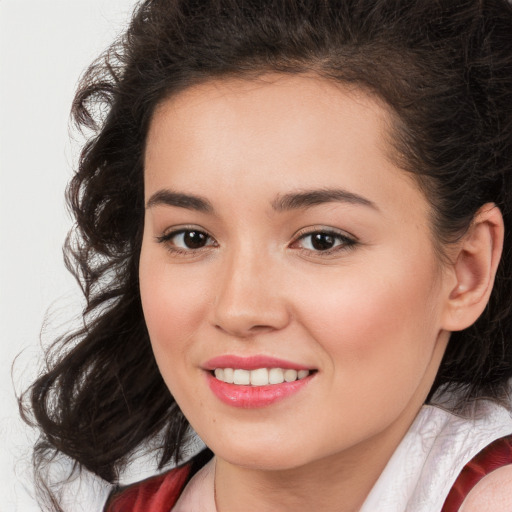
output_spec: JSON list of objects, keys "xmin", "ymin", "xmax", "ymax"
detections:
[
  {"xmin": 294, "ymin": 252, "xmax": 443, "ymax": 395},
  {"xmin": 139, "ymin": 246, "xmax": 210, "ymax": 375},
  {"xmin": 139, "ymin": 261, "xmax": 213, "ymax": 415},
  {"xmin": 299, "ymin": 258, "xmax": 437, "ymax": 338}
]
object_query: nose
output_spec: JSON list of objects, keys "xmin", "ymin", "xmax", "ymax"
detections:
[{"xmin": 212, "ymin": 248, "xmax": 290, "ymax": 338}]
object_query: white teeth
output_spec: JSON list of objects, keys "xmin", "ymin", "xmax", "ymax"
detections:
[
  {"xmin": 268, "ymin": 368, "xmax": 284, "ymax": 384},
  {"xmin": 214, "ymin": 367, "xmax": 311, "ymax": 385},
  {"xmin": 223, "ymin": 367, "xmax": 234, "ymax": 383},
  {"xmin": 298, "ymin": 370, "xmax": 309, "ymax": 380},
  {"xmin": 283, "ymin": 369, "xmax": 298, "ymax": 382},
  {"xmin": 233, "ymin": 369, "xmax": 250, "ymax": 385},
  {"xmin": 250, "ymin": 368, "xmax": 269, "ymax": 386}
]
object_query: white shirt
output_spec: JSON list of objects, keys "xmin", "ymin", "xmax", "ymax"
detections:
[{"xmin": 361, "ymin": 397, "xmax": 512, "ymax": 512}]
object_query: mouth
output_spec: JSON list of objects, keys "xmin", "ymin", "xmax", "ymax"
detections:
[
  {"xmin": 212, "ymin": 367, "xmax": 312, "ymax": 386},
  {"xmin": 203, "ymin": 356, "xmax": 317, "ymax": 408}
]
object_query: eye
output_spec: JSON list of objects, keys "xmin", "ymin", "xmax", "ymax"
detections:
[
  {"xmin": 156, "ymin": 228, "xmax": 216, "ymax": 253},
  {"xmin": 291, "ymin": 229, "xmax": 357, "ymax": 254}
]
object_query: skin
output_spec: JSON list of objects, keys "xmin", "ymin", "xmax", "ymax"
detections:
[
  {"xmin": 139, "ymin": 74, "xmax": 500, "ymax": 511},
  {"xmin": 460, "ymin": 465, "xmax": 512, "ymax": 511}
]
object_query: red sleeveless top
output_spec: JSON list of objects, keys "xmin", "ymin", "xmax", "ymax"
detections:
[{"xmin": 105, "ymin": 435, "xmax": 512, "ymax": 512}]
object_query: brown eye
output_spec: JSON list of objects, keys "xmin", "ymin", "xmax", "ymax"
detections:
[
  {"xmin": 158, "ymin": 229, "xmax": 215, "ymax": 251},
  {"xmin": 310, "ymin": 233, "xmax": 336, "ymax": 251},
  {"xmin": 181, "ymin": 230, "xmax": 209, "ymax": 249},
  {"xmin": 294, "ymin": 230, "xmax": 356, "ymax": 254}
]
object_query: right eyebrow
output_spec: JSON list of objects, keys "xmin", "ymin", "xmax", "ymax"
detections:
[
  {"xmin": 146, "ymin": 189, "xmax": 213, "ymax": 213},
  {"xmin": 271, "ymin": 188, "xmax": 378, "ymax": 212}
]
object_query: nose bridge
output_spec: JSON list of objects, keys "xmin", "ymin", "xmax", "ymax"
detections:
[{"xmin": 212, "ymin": 240, "xmax": 289, "ymax": 337}]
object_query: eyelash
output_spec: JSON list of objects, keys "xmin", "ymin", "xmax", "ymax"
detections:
[
  {"xmin": 291, "ymin": 228, "xmax": 357, "ymax": 257},
  {"xmin": 156, "ymin": 228, "xmax": 217, "ymax": 256},
  {"xmin": 156, "ymin": 227, "xmax": 357, "ymax": 257}
]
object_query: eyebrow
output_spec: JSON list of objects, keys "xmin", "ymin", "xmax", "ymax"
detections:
[
  {"xmin": 146, "ymin": 189, "xmax": 213, "ymax": 213},
  {"xmin": 271, "ymin": 188, "xmax": 378, "ymax": 212},
  {"xmin": 146, "ymin": 187, "xmax": 377, "ymax": 213}
]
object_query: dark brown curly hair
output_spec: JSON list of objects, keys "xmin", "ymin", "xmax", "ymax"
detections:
[{"xmin": 22, "ymin": 0, "xmax": 512, "ymax": 509}]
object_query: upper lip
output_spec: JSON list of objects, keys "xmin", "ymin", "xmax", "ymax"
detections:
[{"xmin": 203, "ymin": 355, "xmax": 313, "ymax": 371}]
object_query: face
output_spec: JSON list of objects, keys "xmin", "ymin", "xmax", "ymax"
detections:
[{"xmin": 139, "ymin": 75, "xmax": 452, "ymax": 471}]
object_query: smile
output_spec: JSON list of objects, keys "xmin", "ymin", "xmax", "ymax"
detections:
[
  {"xmin": 204, "ymin": 356, "xmax": 316, "ymax": 408},
  {"xmin": 213, "ymin": 367, "xmax": 310, "ymax": 386}
]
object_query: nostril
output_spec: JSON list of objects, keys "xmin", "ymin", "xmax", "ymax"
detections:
[
  {"xmin": 214, "ymin": 322, "xmax": 276, "ymax": 337},
  {"xmin": 250, "ymin": 324, "xmax": 276, "ymax": 332}
]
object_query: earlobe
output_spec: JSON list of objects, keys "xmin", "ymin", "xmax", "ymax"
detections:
[{"xmin": 442, "ymin": 204, "xmax": 504, "ymax": 332}]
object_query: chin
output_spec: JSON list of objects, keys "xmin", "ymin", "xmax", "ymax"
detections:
[
  {"xmin": 202, "ymin": 428, "xmax": 320, "ymax": 471},
  {"xmin": 222, "ymin": 448, "xmax": 310, "ymax": 471}
]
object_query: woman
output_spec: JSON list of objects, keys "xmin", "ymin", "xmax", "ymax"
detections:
[{"xmin": 23, "ymin": 0, "xmax": 512, "ymax": 511}]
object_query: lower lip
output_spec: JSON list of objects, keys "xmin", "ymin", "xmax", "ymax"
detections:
[{"xmin": 206, "ymin": 372, "xmax": 313, "ymax": 408}]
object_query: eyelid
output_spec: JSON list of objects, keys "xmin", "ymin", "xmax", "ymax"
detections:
[
  {"xmin": 291, "ymin": 225, "xmax": 357, "ymax": 243},
  {"xmin": 156, "ymin": 224, "xmax": 212, "ymax": 240},
  {"xmin": 289, "ymin": 226, "xmax": 358, "ymax": 255},
  {"xmin": 155, "ymin": 225, "xmax": 218, "ymax": 254}
]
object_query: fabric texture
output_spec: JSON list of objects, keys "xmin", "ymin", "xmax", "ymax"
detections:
[
  {"xmin": 359, "ymin": 399, "xmax": 512, "ymax": 511},
  {"xmin": 441, "ymin": 435, "xmax": 512, "ymax": 511},
  {"xmin": 105, "ymin": 465, "xmax": 190, "ymax": 512}
]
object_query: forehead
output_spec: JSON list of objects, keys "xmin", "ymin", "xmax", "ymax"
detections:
[
  {"xmin": 147, "ymin": 74, "xmax": 394, "ymax": 158},
  {"xmin": 144, "ymin": 74, "xmax": 428, "ymax": 224}
]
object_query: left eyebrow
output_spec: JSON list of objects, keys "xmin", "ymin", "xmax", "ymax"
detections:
[
  {"xmin": 271, "ymin": 188, "xmax": 378, "ymax": 212},
  {"xmin": 145, "ymin": 189, "xmax": 213, "ymax": 213}
]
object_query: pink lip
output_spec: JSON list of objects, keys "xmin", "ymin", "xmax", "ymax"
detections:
[
  {"xmin": 203, "ymin": 355, "xmax": 311, "ymax": 371},
  {"xmin": 205, "ymin": 372, "xmax": 313, "ymax": 408}
]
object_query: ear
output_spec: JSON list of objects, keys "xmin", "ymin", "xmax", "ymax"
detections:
[{"xmin": 442, "ymin": 203, "xmax": 504, "ymax": 332}]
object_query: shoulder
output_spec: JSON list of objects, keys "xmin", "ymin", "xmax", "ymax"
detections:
[
  {"xmin": 442, "ymin": 434, "xmax": 512, "ymax": 512},
  {"xmin": 459, "ymin": 464, "xmax": 512, "ymax": 512},
  {"xmin": 104, "ymin": 465, "xmax": 190, "ymax": 512}
]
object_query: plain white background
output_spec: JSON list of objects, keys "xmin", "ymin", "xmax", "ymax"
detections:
[{"xmin": 0, "ymin": 1, "xmax": 138, "ymax": 509}]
